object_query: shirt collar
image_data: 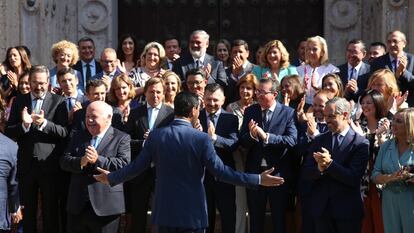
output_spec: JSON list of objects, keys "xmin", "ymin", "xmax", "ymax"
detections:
[
  {"xmin": 147, "ymin": 102, "xmax": 162, "ymax": 110},
  {"xmin": 347, "ymin": 61, "xmax": 362, "ymax": 71},
  {"xmin": 193, "ymin": 54, "xmax": 206, "ymax": 64},
  {"xmin": 95, "ymin": 125, "xmax": 110, "ymax": 139},
  {"xmin": 334, "ymin": 125, "xmax": 350, "ymax": 137},
  {"xmin": 30, "ymin": 93, "xmax": 46, "ymax": 100},
  {"xmin": 81, "ymin": 59, "xmax": 95, "ymax": 67},
  {"xmin": 205, "ymin": 108, "xmax": 222, "ymax": 118},
  {"xmin": 262, "ymin": 101, "xmax": 277, "ymax": 112}
]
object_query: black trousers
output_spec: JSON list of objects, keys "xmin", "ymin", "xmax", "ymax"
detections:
[
  {"xmin": 20, "ymin": 162, "xmax": 60, "ymax": 233},
  {"xmin": 246, "ymin": 185, "xmax": 290, "ymax": 233},
  {"xmin": 157, "ymin": 226, "xmax": 205, "ymax": 233},
  {"xmin": 128, "ymin": 168, "xmax": 155, "ymax": 233},
  {"xmin": 314, "ymin": 212, "xmax": 362, "ymax": 233},
  {"xmin": 204, "ymin": 173, "xmax": 236, "ymax": 233},
  {"xmin": 66, "ymin": 202, "xmax": 120, "ymax": 233}
]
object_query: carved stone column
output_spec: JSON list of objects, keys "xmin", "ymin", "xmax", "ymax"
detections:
[{"xmin": 324, "ymin": 0, "xmax": 362, "ymax": 65}]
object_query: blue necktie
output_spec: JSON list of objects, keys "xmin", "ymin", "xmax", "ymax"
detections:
[{"xmin": 92, "ymin": 136, "xmax": 101, "ymax": 149}]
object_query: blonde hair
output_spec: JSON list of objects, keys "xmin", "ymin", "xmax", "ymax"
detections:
[
  {"xmin": 107, "ymin": 73, "xmax": 136, "ymax": 104},
  {"xmin": 367, "ymin": 69, "xmax": 399, "ymax": 100},
  {"xmin": 162, "ymin": 70, "xmax": 182, "ymax": 91},
  {"xmin": 260, "ymin": 40, "xmax": 290, "ymax": 69},
  {"xmin": 51, "ymin": 40, "xmax": 79, "ymax": 66},
  {"xmin": 140, "ymin": 42, "xmax": 166, "ymax": 68},
  {"xmin": 397, "ymin": 108, "xmax": 414, "ymax": 149},
  {"xmin": 305, "ymin": 36, "xmax": 329, "ymax": 65}
]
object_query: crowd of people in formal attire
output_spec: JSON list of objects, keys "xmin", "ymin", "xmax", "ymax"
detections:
[{"xmin": 0, "ymin": 29, "xmax": 414, "ymax": 233}]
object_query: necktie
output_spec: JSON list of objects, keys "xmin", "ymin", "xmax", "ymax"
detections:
[
  {"xmin": 33, "ymin": 98, "xmax": 42, "ymax": 114},
  {"xmin": 349, "ymin": 67, "xmax": 357, "ymax": 80},
  {"xmin": 85, "ymin": 63, "xmax": 91, "ymax": 83},
  {"xmin": 148, "ymin": 107, "xmax": 156, "ymax": 130},
  {"xmin": 262, "ymin": 109, "xmax": 269, "ymax": 131},
  {"xmin": 67, "ymin": 98, "xmax": 74, "ymax": 112},
  {"xmin": 317, "ymin": 122, "xmax": 327, "ymax": 133},
  {"xmin": 209, "ymin": 113, "xmax": 216, "ymax": 126},
  {"xmin": 92, "ymin": 136, "xmax": 100, "ymax": 149},
  {"xmin": 333, "ymin": 134, "xmax": 342, "ymax": 151},
  {"xmin": 392, "ymin": 59, "xmax": 398, "ymax": 73},
  {"xmin": 195, "ymin": 60, "xmax": 201, "ymax": 68}
]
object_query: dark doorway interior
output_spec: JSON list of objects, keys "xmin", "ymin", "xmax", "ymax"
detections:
[{"xmin": 118, "ymin": 0, "xmax": 324, "ymax": 63}]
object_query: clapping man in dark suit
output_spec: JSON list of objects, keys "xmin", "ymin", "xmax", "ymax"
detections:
[
  {"xmin": 124, "ymin": 77, "xmax": 174, "ymax": 233},
  {"xmin": 73, "ymin": 37, "xmax": 103, "ymax": 93},
  {"xmin": 371, "ymin": 30, "xmax": 414, "ymax": 106},
  {"xmin": 225, "ymin": 39, "xmax": 257, "ymax": 105},
  {"xmin": 5, "ymin": 65, "xmax": 69, "ymax": 233},
  {"xmin": 0, "ymin": 107, "xmax": 22, "ymax": 232},
  {"xmin": 302, "ymin": 97, "xmax": 369, "ymax": 233},
  {"xmin": 60, "ymin": 101, "xmax": 130, "ymax": 233},
  {"xmin": 239, "ymin": 78, "xmax": 297, "ymax": 233},
  {"xmin": 94, "ymin": 91, "xmax": 284, "ymax": 233},
  {"xmin": 173, "ymin": 30, "xmax": 227, "ymax": 86},
  {"xmin": 199, "ymin": 83, "xmax": 239, "ymax": 233},
  {"xmin": 337, "ymin": 39, "xmax": 371, "ymax": 101}
]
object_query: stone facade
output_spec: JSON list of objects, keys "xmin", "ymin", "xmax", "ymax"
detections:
[{"xmin": 0, "ymin": 0, "xmax": 412, "ymax": 66}]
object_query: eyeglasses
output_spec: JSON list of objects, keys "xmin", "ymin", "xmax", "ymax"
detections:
[
  {"xmin": 387, "ymin": 39, "xmax": 404, "ymax": 45},
  {"xmin": 187, "ymin": 80, "xmax": 204, "ymax": 86},
  {"xmin": 255, "ymin": 90, "xmax": 273, "ymax": 96}
]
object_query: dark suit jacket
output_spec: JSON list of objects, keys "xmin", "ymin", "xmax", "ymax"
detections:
[
  {"xmin": 5, "ymin": 92, "xmax": 69, "ymax": 175},
  {"xmin": 240, "ymin": 103, "xmax": 297, "ymax": 183},
  {"xmin": 172, "ymin": 52, "xmax": 228, "ymax": 87},
  {"xmin": 125, "ymin": 104, "xmax": 174, "ymax": 183},
  {"xmin": 108, "ymin": 119, "xmax": 260, "ymax": 229},
  {"xmin": 0, "ymin": 133, "xmax": 19, "ymax": 230},
  {"xmin": 371, "ymin": 52, "xmax": 414, "ymax": 106},
  {"xmin": 60, "ymin": 126, "xmax": 131, "ymax": 216},
  {"xmin": 73, "ymin": 59, "xmax": 103, "ymax": 92},
  {"xmin": 301, "ymin": 128, "xmax": 369, "ymax": 219},
  {"xmin": 224, "ymin": 61, "xmax": 257, "ymax": 105},
  {"xmin": 199, "ymin": 109, "xmax": 238, "ymax": 167},
  {"xmin": 337, "ymin": 62, "xmax": 370, "ymax": 101}
]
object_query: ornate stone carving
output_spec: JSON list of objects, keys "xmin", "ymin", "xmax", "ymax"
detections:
[
  {"xmin": 80, "ymin": 1, "xmax": 108, "ymax": 32},
  {"xmin": 23, "ymin": 0, "xmax": 40, "ymax": 12},
  {"xmin": 327, "ymin": 0, "xmax": 359, "ymax": 29},
  {"xmin": 388, "ymin": 0, "xmax": 405, "ymax": 7}
]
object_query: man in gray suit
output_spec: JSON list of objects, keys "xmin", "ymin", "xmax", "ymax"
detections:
[
  {"xmin": 0, "ymin": 107, "xmax": 21, "ymax": 232},
  {"xmin": 60, "ymin": 101, "xmax": 130, "ymax": 233}
]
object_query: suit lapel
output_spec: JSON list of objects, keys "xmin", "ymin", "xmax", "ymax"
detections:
[
  {"xmin": 332, "ymin": 129, "xmax": 356, "ymax": 160},
  {"xmin": 139, "ymin": 107, "xmax": 150, "ymax": 131},
  {"xmin": 267, "ymin": 103, "xmax": 281, "ymax": 130},
  {"xmin": 199, "ymin": 109, "xmax": 208, "ymax": 133},
  {"xmin": 41, "ymin": 92, "xmax": 53, "ymax": 116},
  {"xmin": 96, "ymin": 127, "xmax": 114, "ymax": 154},
  {"xmin": 153, "ymin": 104, "xmax": 166, "ymax": 128}
]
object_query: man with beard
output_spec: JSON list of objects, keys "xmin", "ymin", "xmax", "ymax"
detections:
[
  {"xmin": 371, "ymin": 30, "xmax": 414, "ymax": 106},
  {"xmin": 173, "ymin": 30, "xmax": 228, "ymax": 87},
  {"xmin": 337, "ymin": 39, "xmax": 371, "ymax": 101},
  {"xmin": 5, "ymin": 65, "xmax": 69, "ymax": 233}
]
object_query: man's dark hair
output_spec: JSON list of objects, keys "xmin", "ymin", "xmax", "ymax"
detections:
[
  {"xmin": 370, "ymin": 41, "xmax": 386, "ymax": 50},
  {"xmin": 232, "ymin": 39, "xmax": 249, "ymax": 51},
  {"xmin": 204, "ymin": 83, "xmax": 224, "ymax": 94},
  {"xmin": 164, "ymin": 36, "xmax": 181, "ymax": 47},
  {"xmin": 348, "ymin": 39, "xmax": 366, "ymax": 52},
  {"xmin": 86, "ymin": 79, "xmax": 107, "ymax": 94},
  {"xmin": 57, "ymin": 67, "xmax": 78, "ymax": 81},
  {"xmin": 78, "ymin": 37, "xmax": 95, "ymax": 46},
  {"xmin": 185, "ymin": 68, "xmax": 206, "ymax": 81},
  {"xmin": 174, "ymin": 92, "xmax": 199, "ymax": 117},
  {"xmin": 259, "ymin": 78, "xmax": 278, "ymax": 93}
]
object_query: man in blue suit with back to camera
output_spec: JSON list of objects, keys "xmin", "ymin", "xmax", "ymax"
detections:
[
  {"xmin": 0, "ymin": 105, "xmax": 22, "ymax": 232},
  {"xmin": 302, "ymin": 97, "xmax": 369, "ymax": 233},
  {"xmin": 94, "ymin": 91, "xmax": 284, "ymax": 233}
]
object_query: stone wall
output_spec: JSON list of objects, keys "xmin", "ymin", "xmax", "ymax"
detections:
[
  {"xmin": 0, "ymin": 0, "xmax": 412, "ymax": 67},
  {"xmin": 0, "ymin": 0, "xmax": 117, "ymax": 67}
]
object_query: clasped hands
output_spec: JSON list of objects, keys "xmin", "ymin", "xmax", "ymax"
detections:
[
  {"xmin": 249, "ymin": 119, "xmax": 267, "ymax": 141},
  {"xmin": 22, "ymin": 107, "xmax": 45, "ymax": 128},
  {"xmin": 80, "ymin": 146, "xmax": 99, "ymax": 168},
  {"xmin": 313, "ymin": 147, "xmax": 333, "ymax": 172}
]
